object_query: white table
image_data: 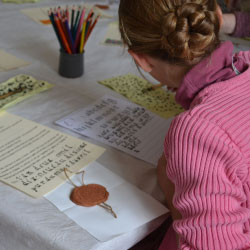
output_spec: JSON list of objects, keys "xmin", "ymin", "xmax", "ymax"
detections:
[
  {"xmin": 0, "ymin": 1, "xmax": 249, "ymax": 250},
  {"xmin": 0, "ymin": 1, "xmax": 168, "ymax": 250}
]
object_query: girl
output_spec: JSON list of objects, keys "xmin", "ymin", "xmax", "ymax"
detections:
[{"xmin": 119, "ymin": 0, "xmax": 250, "ymax": 249}]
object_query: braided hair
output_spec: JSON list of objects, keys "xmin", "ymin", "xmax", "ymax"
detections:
[{"xmin": 119, "ymin": 0, "xmax": 220, "ymax": 65}]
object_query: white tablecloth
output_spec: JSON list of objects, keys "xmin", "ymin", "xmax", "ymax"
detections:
[
  {"xmin": 0, "ymin": 1, "xmax": 249, "ymax": 250},
  {"xmin": 0, "ymin": 1, "xmax": 168, "ymax": 250}
]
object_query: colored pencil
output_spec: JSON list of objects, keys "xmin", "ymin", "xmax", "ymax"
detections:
[
  {"xmin": 85, "ymin": 8, "xmax": 94, "ymax": 21},
  {"xmin": 70, "ymin": 5, "xmax": 75, "ymax": 34},
  {"xmin": 54, "ymin": 16, "xmax": 72, "ymax": 54},
  {"xmin": 85, "ymin": 9, "xmax": 94, "ymax": 33},
  {"xmin": 66, "ymin": 6, "xmax": 69, "ymax": 21},
  {"xmin": 84, "ymin": 15, "xmax": 100, "ymax": 49},
  {"xmin": 48, "ymin": 10, "xmax": 65, "ymax": 51},
  {"xmin": 63, "ymin": 17, "xmax": 76, "ymax": 53},
  {"xmin": 79, "ymin": 20, "xmax": 87, "ymax": 53},
  {"xmin": 57, "ymin": 6, "xmax": 62, "ymax": 19},
  {"xmin": 84, "ymin": 13, "xmax": 93, "ymax": 40},
  {"xmin": 72, "ymin": 6, "xmax": 81, "ymax": 40},
  {"xmin": 85, "ymin": 14, "xmax": 95, "ymax": 41},
  {"xmin": 74, "ymin": 7, "xmax": 86, "ymax": 50},
  {"xmin": 79, "ymin": 9, "xmax": 93, "ymax": 52},
  {"xmin": 142, "ymin": 83, "xmax": 164, "ymax": 93},
  {"xmin": 49, "ymin": 6, "xmax": 100, "ymax": 54}
]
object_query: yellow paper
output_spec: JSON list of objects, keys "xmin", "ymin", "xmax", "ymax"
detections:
[
  {"xmin": 0, "ymin": 112, "xmax": 105, "ymax": 198},
  {"xmin": 98, "ymin": 74, "xmax": 184, "ymax": 119},
  {"xmin": 0, "ymin": 75, "xmax": 53, "ymax": 111},
  {"xmin": 0, "ymin": 50, "xmax": 30, "ymax": 71}
]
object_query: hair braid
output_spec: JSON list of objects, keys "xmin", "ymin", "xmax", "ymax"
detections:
[
  {"xmin": 161, "ymin": 2, "xmax": 219, "ymax": 60},
  {"xmin": 119, "ymin": 0, "xmax": 220, "ymax": 65}
]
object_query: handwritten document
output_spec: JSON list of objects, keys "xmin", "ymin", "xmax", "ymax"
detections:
[
  {"xmin": 0, "ymin": 112, "xmax": 105, "ymax": 198},
  {"xmin": 56, "ymin": 96, "xmax": 173, "ymax": 165}
]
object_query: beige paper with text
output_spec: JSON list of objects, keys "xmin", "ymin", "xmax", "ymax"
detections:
[{"xmin": 0, "ymin": 112, "xmax": 105, "ymax": 198}]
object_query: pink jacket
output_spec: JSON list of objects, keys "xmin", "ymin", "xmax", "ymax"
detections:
[{"xmin": 161, "ymin": 45, "xmax": 250, "ymax": 249}]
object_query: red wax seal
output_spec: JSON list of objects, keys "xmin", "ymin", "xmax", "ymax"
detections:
[{"xmin": 70, "ymin": 184, "xmax": 109, "ymax": 207}]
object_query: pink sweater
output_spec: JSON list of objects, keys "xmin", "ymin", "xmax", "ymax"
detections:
[{"xmin": 160, "ymin": 43, "xmax": 250, "ymax": 249}]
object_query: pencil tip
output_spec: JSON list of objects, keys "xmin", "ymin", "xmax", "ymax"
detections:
[{"xmin": 142, "ymin": 87, "xmax": 153, "ymax": 93}]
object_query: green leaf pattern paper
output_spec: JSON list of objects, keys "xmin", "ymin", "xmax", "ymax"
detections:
[
  {"xmin": 98, "ymin": 74, "xmax": 184, "ymax": 119},
  {"xmin": 0, "ymin": 74, "xmax": 53, "ymax": 110}
]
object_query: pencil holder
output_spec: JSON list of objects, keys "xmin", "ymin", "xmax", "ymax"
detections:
[{"xmin": 58, "ymin": 50, "xmax": 84, "ymax": 78}]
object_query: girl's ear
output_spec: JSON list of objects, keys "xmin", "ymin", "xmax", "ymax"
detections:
[{"xmin": 128, "ymin": 50, "xmax": 153, "ymax": 73}]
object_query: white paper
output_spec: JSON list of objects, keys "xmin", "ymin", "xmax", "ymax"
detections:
[
  {"xmin": 45, "ymin": 162, "xmax": 168, "ymax": 241},
  {"xmin": 55, "ymin": 96, "xmax": 173, "ymax": 165},
  {"xmin": 102, "ymin": 22, "xmax": 122, "ymax": 46},
  {"xmin": 0, "ymin": 50, "xmax": 30, "ymax": 71}
]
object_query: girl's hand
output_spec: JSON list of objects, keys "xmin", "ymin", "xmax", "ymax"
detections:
[{"xmin": 221, "ymin": 13, "xmax": 236, "ymax": 34}]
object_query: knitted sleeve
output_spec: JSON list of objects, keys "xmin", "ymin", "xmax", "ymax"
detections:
[
  {"xmin": 164, "ymin": 114, "xmax": 250, "ymax": 249},
  {"xmin": 231, "ymin": 11, "xmax": 250, "ymax": 37}
]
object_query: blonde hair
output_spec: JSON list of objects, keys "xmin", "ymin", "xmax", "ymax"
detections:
[{"xmin": 119, "ymin": 0, "xmax": 220, "ymax": 65}]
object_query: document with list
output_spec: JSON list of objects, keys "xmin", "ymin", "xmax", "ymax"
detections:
[{"xmin": 55, "ymin": 96, "xmax": 174, "ymax": 165}]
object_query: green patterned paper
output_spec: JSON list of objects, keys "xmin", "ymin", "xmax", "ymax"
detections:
[
  {"xmin": 98, "ymin": 74, "xmax": 184, "ymax": 119},
  {"xmin": 0, "ymin": 74, "xmax": 53, "ymax": 111}
]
